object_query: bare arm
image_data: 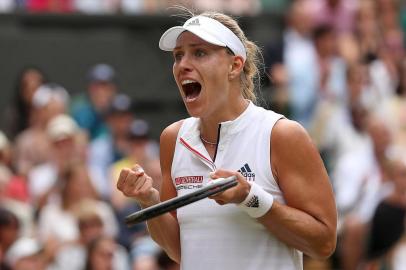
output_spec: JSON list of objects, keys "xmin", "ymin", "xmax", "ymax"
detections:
[
  {"xmin": 146, "ymin": 121, "xmax": 182, "ymax": 262},
  {"xmin": 261, "ymin": 119, "xmax": 337, "ymax": 259},
  {"xmin": 210, "ymin": 119, "xmax": 337, "ymax": 259},
  {"xmin": 116, "ymin": 121, "xmax": 183, "ymax": 263}
]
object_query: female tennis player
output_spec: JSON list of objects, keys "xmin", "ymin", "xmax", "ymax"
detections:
[{"xmin": 117, "ymin": 11, "xmax": 337, "ymax": 270}]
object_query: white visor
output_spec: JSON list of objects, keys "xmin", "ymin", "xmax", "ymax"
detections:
[{"xmin": 159, "ymin": 15, "xmax": 247, "ymax": 61}]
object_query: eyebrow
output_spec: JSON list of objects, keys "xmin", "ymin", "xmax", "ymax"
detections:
[{"xmin": 174, "ymin": 43, "xmax": 207, "ymax": 50}]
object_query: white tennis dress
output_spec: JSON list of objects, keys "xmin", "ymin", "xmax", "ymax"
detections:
[{"xmin": 171, "ymin": 102, "xmax": 303, "ymax": 270}]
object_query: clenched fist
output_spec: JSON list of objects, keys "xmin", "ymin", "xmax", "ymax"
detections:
[{"xmin": 116, "ymin": 164, "xmax": 160, "ymax": 207}]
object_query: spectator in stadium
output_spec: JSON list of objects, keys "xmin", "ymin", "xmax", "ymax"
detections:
[
  {"xmin": 354, "ymin": 0, "xmax": 381, "ymax": 63},
  {"xmin": 130, "ymin": 235, "xmax": 161, "ymax": 270},
  {"xmin": 27, "ymin": 114, "xmax": 86, "ymax": 208},
  {"xmin": 88, "ymin": 93, "xmax": 135, "ymax": 199},
  {"xmin": 84, "ymin": 236, "xmax": 126, "ymax": 270},
  {"xmin": 48, "ymin": 199, "xmax": 129, "ymax": 270},
  {"xmin": 37, "ymin": 160, "xmax": 118, "ymax": 243},
  {"xmin": 310, "ymin": 62, "xmax": 371, "ymax": 173},
  {"xmin": 0, "ymin": 164, "xmax": 34, "ymax": 238},
  {"xmin": 335, "ymin": 114, "xmax": 395, "ymax": 270},
  {"xmin": 117, "ymin": 10, "xmax": 337, "ymax": 269},
  {"xmin": 310, "ymin": 0, "xmax": 357, "ymax": 34},
  {"xmin": 365, "ymin": 153, "xmax": 406, "ymax": 269},
  {"xmin": 71, "ymin": 63, "xmax": 118, "ymax": 141},
  {"xmin": 377, "ymin": 57, "xmax": 406, "ymax": 152},
  {"xmin": 14, "ymin": 83, "xmax": 70, "ymax": 177},
  {"xmin": 313, "ymin": 24, "xmax": 347, "ymax": 103},
  {"xmin": 6, "ymin": 66, "xmax": 46, "ymax": 138},
  {"xmin": 281, "ymin": 0, "xmax": 319, "ymax": 128},
  {"xmin": 110, "ymin": 119, "xmax": 160, "ymax": 249},
  {"xmin": 111, "ymin": 119, "xmax": 159, "ymax": 211}
]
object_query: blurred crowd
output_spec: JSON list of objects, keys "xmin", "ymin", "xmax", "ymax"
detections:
[
  {"xmin": 0, "ymin": 63, "xmax": 176, "ymax": 270},
  {"xmin": 263, "ymin": 0, "xmax": 406, "ymax": 269},
  {"xmin": 0, "ymin": 0, "xmax": 406, "ymax": 270},
  {"xmin": 0, "ymin": 0, "xmax": 289, "ymax": 15}
]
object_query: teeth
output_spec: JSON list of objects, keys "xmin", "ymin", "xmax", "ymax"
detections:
[{"xmin": 181, "ymin": 79, "xmax": 197, "ymax": 85}]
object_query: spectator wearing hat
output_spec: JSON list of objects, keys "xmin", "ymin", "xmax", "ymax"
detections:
[
  {"xmin": 27, "ymin": 114, "xmax": 87, "ymax": 209},
  {"xmin": 109, "ymin": 119, "xmax": 160, "ymax": 249},
  {"xmin": 71, "ymin": 63, "xmax": 118, "ymax": 141},
  {"xmin": 88, "ymin": 93, "xmax": 135, "ymax": 200},
  {"xmin": 14, "ymin": 83, "xmax": 70, "ymax": 177},
  {"xmin": 111, "ymin": 119, "xmax": 159, "ymax": 210}
]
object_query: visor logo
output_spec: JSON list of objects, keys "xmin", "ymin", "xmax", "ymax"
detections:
[{"xmin": 187, "ymin": 18, "xmax": 200, "ymax": 26}]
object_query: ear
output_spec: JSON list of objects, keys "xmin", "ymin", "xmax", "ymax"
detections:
[{"xmin": 228, "ymin": 56, "xmax": 245, "ymax": 80}]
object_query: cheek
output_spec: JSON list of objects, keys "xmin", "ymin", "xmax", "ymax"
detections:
[
  {"xmin": 205, "ymin": 57, "xmax": 230, "ymax": 80},
  {"xmin": 172, "ymin": 65, "xmax": 183, "ymax": 92},
  {"xmin": 203, "ymin": 65, "xmax": 229, "ymax": 91}
]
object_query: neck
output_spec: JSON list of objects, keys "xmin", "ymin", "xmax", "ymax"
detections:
[
  {"xmin": 199, "ymin": 97, "xmax": 249, "ymax": 142},
  {"xmin": 200, "ymin": 133, "xmax": 218, "ymax": 146}
]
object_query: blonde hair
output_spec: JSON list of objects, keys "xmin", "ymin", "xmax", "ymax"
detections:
[{"xmin": 172, "ymin": 8, "xmax": 262, "ymax": 103}]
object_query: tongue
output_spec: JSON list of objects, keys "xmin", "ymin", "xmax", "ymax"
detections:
[{"xmin": 185, "ymin": 83, "xmax": 201, "ymax": 101}]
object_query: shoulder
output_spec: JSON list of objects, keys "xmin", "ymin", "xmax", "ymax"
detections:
[
  {"xmin": 272, "ymin": 118, "xmax": 311, "ymax": 146},
  {"xmin": 70, "ymin": 95, "xmax": 90, "ymax": 111},
  {"xmin": 160, "ymin": 120, "xmax": 185, "ymax": 145},
  {"xmin": 271, "ymin": 119, "xmax": 321, "ymax": 173},
  {"xmin": 160, "ymin": 120, "xmax": 185, "ymax": 167}
]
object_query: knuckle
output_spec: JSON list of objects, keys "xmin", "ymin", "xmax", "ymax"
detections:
[{"xmin": 215, "ymin": 199, "xmax": 225, "ymax": 205}]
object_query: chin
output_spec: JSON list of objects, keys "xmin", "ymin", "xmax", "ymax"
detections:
[{"xmin": 184, "ymin": 102, "xmax": 204, "ymax": 118}]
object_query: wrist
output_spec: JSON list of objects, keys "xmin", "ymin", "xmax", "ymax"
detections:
[
  {"xmin": 238, "ymin": 182, "xmax": 274, "ymax": 218},
  {"xmin": 139, "ymin": 189, "xmax": 161, "ymax": 208}
]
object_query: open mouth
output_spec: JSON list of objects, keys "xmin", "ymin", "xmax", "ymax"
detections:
[{"xmin": 181, "ymin": 80, "xmax": 202, "ymax": 102}]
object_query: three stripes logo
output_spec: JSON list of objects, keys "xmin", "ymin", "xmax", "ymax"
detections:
[
  {"xmin": 238, "ymin": 163, "xmax": 255, "ymax": 181},
  {"xmin": 245, "ymin": 195, "xmax": 259, "ymax": 208},
  {"xmin": 187, "ymin": 18, "xmax": 200, "ymax": 26}
]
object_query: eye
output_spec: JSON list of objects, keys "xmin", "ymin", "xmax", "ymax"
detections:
[
  {"xmin": 174, "ymin": 52, "xmax": 183, "ymax": 62},
  {"xmin": 194, "ymin": 49, "xmax": 206, "ymax": 57}
]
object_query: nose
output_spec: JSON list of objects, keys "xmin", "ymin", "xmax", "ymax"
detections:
[{"xmin": 176, "ymin": 53, "xmax": 193, "ymax": 73}]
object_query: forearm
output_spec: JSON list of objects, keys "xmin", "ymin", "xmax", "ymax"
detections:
[
  {"xmin": 258, "ymin": 201, "xmax": 336, "ymax": 259},
  {"xmin": 145, "ymin": 212, "xmax": 181, "ymax": 263}
]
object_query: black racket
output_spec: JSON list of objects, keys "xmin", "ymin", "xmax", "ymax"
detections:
[{"xmin": 125, "ymin": 176, "xmax": 238, "ymax": 226}]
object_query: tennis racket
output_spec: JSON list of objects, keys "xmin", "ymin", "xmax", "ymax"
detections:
[{"xmin": 125, "ymin": 176, "xmax": 237, "ymax": 226}]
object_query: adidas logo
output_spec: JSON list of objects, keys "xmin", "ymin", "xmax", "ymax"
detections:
[
  {"xmin": 238, "ymin": 163, "xmax": 255, "ymax": 181},
  {"xmin": 245, "ymin": 195, "xmax": 259, "ymax": 208},
  {"xmin": 187, "ymin": 18, "xmax": 200, "ymax": 26}
]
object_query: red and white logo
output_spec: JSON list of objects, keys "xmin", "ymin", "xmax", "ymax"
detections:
[
  {"xmin": 175, "ymin": 176, "xmax": 203, "ymax": 185},
  {"xmin": 175, "ymin": 176, "xmax": 204, "ymax": 190}
]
